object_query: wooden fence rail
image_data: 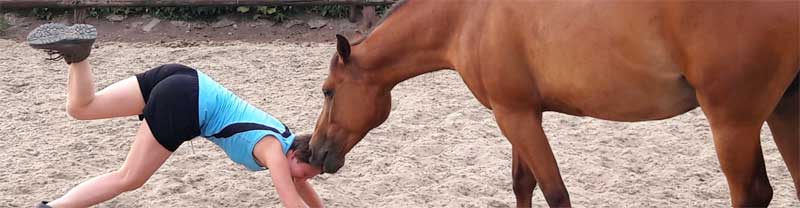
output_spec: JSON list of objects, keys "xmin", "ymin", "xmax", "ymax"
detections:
[
  {"xmin": 0, "ymin": 0, "xmax": 395, "ymax": 24},
  {"xmin": 0, "ymin": 0, "xmax": 396, "ymax": 8}
]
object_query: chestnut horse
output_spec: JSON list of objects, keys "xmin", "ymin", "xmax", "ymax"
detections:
[{"xmin": 308, "ymin": 0, "xmax": 799, "ymax": 206}]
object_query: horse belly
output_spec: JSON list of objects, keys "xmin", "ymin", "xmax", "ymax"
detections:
[
  {"xmin": 534, "ymin": 36, "xmax": 700, "ymax": 121},
  {"xmin": 458, "ymin": 1, "xmax": 701, "ymax": 121},
  {"xmin": 515, "ymin": 2, "xmax": 701, "ymax": 121},
  {"xmin": 541, "ymin": 69, "xmax": 699, "ymax": 122}
]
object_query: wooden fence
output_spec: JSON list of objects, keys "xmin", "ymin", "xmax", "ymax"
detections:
[
  {"xmin": 0, "ymin": 0, "xmax": 396, "ymax": 23},
  {"xmin": 0, "ymin": 0, "xmax": 396, "ymax": 8}
]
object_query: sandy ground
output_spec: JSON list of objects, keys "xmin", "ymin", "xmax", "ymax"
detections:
[{"xmin": 0, "ymin": 39, "xmax": 797, "ymax": 207}]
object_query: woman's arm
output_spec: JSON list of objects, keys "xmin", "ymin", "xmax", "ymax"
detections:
[
  {"xmin": 294, "ymin": 178, "xmax": 323, "ymax": 208},
  {"xmin": 255, "ymin": 138, "xmax": 306, "ymax": 208}
]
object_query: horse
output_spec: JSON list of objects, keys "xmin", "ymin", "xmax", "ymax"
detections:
[{"xmin": 307, "ymin": 0, "xmax": 799, "ymax": 206}]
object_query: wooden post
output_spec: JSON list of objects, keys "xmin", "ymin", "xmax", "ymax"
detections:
[
  {"xmin": 358, "ymin": 5, "xmax": 376, "ymax": 32},
  {"xmin": 348, "ymin": 5, "xmax": 358, "ymax": 23},
  {"xmin": 72, "ymin": 7, "xmax": 87, "ymax": 24}
]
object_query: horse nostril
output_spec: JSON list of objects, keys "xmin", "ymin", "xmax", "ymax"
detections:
[
  {"xmin": 320, "ymin": 150, "xmax": 329, "ymax": 163},
  {"xmin": 312, "ymin": 149, "xmax": 328, "ymax": 166}
]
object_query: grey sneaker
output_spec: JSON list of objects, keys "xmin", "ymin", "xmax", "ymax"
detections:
[{"xmin": 27, "ymin": 23, "xmax": 96, "ymax": 64}]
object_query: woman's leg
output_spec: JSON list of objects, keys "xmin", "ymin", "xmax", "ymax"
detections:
[
  {"xmin": 26, "ymin": 23, "xmax": 141, "ymax": 119},
  {"xmin": 65, "ymin": 60, "xmax": 145, "ymax": 120},
  {"xmin": 46, "ymin": 121, "xmax": 172, "ymax": 207}
]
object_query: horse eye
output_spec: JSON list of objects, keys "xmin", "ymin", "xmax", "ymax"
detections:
[{"xmin": 322, "ymin": 89, "xmax": 334, "ymax": 97}]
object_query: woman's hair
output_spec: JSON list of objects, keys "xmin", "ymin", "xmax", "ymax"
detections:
[{"xmin": 289, "ymin": 134, "xmax": 313, "ymax": 163}]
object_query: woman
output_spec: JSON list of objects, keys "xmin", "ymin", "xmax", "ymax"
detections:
[{"xmin": 27, "ymin": 23, "xmax": 323, "ymax": 208}]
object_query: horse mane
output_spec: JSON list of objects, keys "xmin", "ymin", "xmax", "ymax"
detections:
[
  {"xmin": 381, "ymin": 0, "xmax": 409, "ymax": 24},
  {"xmin": 352, "ymin": 0, "xmax": 409, "ymax": 45}
]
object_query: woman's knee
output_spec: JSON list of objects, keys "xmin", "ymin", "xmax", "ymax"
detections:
[
  {"xmin": 66, "ymin": 103, "xmax": 93, "ymax": 120},
  {"xmin": 112, "ymin": 170, "xmax": 149, "ymax": 192}
]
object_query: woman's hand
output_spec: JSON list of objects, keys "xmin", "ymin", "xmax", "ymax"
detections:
[
  {"xmin": 295, "ymin": 178, "xmax": 324, "ymax": 208},
  {"xmin": 255, "ymin": 138, "xmax": 306, "ymax": 208}
]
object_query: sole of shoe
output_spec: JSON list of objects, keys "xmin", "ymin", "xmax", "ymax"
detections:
[{"xmin": 27, "ymin": 23, "xmax": 96, "ymax": 48}]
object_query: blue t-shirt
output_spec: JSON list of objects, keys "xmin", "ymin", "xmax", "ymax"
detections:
[{"xmin": 196, "ymin": 70, "xmax": 295, "ymax": 171}]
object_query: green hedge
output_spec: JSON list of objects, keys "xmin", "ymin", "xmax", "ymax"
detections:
[
  {"xmin": 14, "ymin": 5, "xmax": 387, "ymax": 23},
  {"xmin": 0, "ymin": 15, "xmax": 8, "ymax": 35}
]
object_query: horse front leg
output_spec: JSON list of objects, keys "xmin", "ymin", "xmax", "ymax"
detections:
[
  {"xmin": 513, "ymin": 146, "xmax": 537, "ymax": 207},
  {"xmin": 494, "ymin": 108, "xmax": 570, "ymax": 207}
]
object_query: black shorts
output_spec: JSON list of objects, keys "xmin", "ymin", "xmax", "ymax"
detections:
[{"xmin": 136, "ymin": 64, "xmax": 201, "ymax": 152}]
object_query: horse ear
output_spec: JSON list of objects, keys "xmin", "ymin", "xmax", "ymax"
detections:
[{"xmin": 336, "ymin": 34, "xmax": 351, "ymax": 62}]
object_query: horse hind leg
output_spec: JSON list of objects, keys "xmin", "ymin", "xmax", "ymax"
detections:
[
  {"xmin": 693, "ymin": 75, "xmax": 791, "ymax": 206},
  {"xmin": 697, "ymin": 92, "xmax": 777, "ymax": 206},
  {"xmin": 705, "ymin": 121, "xmax": 773, "ymax": 206},
  {"xmin": 512, "ymin": 147, "xmax": 537, "ymax": 207},
  {"xmin": 767, "ymin": 75, "xmax": 800, "ymax": 199}
]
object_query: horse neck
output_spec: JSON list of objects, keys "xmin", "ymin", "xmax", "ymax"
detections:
[{"xmin": 353, "ymin": 1, "xmax": 458, "ymax": 87}]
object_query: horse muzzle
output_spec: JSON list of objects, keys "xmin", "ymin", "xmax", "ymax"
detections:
[
  {"xmin": 311, "ymin": 144, "xmax": 345, "ymax": 174},
  {"xmin": 322, "ymin": 152, "xmax": 345, "ymax": 173}
]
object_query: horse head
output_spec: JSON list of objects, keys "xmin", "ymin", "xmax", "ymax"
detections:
[{"xmin": 309, "ymin": 34, "xmax": 392, "ymax": 173}]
